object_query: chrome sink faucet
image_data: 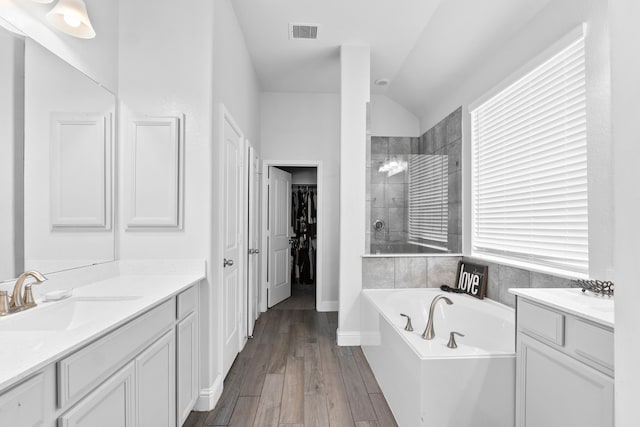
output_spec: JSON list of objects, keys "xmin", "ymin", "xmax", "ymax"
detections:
[
  {"xmin": 421, "ymin": 295, "xmax": 453, "ymax": 340},
  {"xmin": 9, "ymin": 271, "xmax": 48, "ymax": 311}
]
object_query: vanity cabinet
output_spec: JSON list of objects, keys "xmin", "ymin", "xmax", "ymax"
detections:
[
  {"xmin": 176, "ymin": 285, "xmax": 199, "ymax": 426},
  {"xmin": 137, "ymin": 330, "xmax": 176, "ymax": 427},
  {"xmin": 0, "ymin": 283, "xmax": 199, "ymax": 427},
  {"xmin": 58, "ymin": 363, "xmax": 135, "ymax": 427},
  {"xmin": 515, "ymin": 298, "xmax": 614, "ymax": 427},
  {"xmin": 0, "ymin": 373, "xmax": 46, "ymax": 427}
]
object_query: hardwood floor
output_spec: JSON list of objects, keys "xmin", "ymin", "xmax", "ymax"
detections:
[{"xmin": 183, "ymin": 307, "xmax": 397, "ymax": 427}]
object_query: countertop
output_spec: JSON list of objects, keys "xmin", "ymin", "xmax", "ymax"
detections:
[
  {"xmin": 509, "ymin": 287, "xmax": 614, "ymax": 328},
  {"xmin": 0, "ymin": 273, "xmax": 203, "ymax": 392}
]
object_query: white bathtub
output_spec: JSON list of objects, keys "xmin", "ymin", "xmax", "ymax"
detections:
[{"xmin": 361, "ymin": 289, "xmax": 515, "ymax": 427}]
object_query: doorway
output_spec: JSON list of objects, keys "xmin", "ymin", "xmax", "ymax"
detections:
[{"xmin": 262, "ymin": 161, "xmax": 322, "ymax": 312}]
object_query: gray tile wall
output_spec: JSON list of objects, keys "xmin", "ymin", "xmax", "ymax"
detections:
[
  {"xmin": 362, "ymin": 256, "xmax": 462, "ymax": 289},
  {"xmin": 367, "ymin": 107, "xmax": 462, "ymax": 254},
  {"xmin": 463, "ymin": 256, "xmax": 575, "ymax": 308},
  {"xmin": 362, "ymin": 255, "xmax": 576, "ymax": 309}
]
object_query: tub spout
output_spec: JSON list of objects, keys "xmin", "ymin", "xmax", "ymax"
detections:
[{"xmin": 421, "ymin": 295, "xmax": 453, "ymax": 340}]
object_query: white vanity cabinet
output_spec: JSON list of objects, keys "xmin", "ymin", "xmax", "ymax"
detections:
[
  {"xmin": 176, "ymin": 286, "xmax": 199, "ymax": 427},
  {"xmin": 0, "ymin": 373, "xmax": 47, "ymax": 427},
  {"xmin": 58, "ymin": 362, "xmax": 136, "ymax": 427},
  {"xmin": 0, "ymin": 282, "xmax": 200, "ymax": 427},
  {"xmin": 515, "ymin": 297, "xmax": 614, "ymax": 427}
]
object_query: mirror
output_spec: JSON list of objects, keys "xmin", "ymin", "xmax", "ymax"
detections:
[{"xmin": 0, "ymin": 25, "xmax": 115, "ymax": 282}]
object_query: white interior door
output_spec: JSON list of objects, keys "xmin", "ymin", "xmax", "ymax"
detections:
[
  {"xmin": 247, "ymin": 143, "xmax": 260, "ymax": 337},
  {"xmin": 222, "ymin": 112, "xmax": 243, "ymax": 376},
  {"xmin": 268, "ymin": 166, "xmax": 292, "ymax": 307}
]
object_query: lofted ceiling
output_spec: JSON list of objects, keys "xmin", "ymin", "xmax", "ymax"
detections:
[{"xmin": 230, "ymin": 0, "xmax": 552, "ymax": 118}]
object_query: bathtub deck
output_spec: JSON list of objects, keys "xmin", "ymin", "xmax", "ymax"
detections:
[{"xmin": 184, "ymin": 308, "xmax": 398, "ymax": 427}]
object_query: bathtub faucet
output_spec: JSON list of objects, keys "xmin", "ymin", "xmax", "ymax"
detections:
[{"xmin": 421, "ymin": 295, "xmax": 453, "ymax": 340}]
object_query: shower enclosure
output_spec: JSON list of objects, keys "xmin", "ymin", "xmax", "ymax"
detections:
[{"xmin": 366, "ymin": 108, "xmax": 462, "ymax": 255}]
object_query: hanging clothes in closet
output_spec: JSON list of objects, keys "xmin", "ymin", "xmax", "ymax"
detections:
[{"xmin": 290, "ymin": 185, "xmax": 317, "ymax": 285}]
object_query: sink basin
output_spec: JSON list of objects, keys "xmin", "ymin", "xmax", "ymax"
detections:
[{"xmin": 0, "ymin": 296, "xmax": 141, "ymax": 332}]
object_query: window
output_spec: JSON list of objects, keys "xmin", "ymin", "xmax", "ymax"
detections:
[
  {"xmin": 470, "ymin": 30, "xmax": 588, "ymax": 275},
  {"xmin": 408, "ymin": 154, "xmax": 448, "ymax": 248}
]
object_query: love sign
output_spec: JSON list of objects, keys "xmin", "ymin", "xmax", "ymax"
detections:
[{"xmin": 455, "ymin": 261, "xmax": 488, "ymax": 299}]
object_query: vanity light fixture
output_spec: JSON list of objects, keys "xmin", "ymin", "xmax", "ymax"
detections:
[{"xmin": 46, "ymin": 0, "xmax": 96, "ymax": 39}]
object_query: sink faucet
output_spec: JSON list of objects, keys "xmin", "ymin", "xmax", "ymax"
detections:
[
  {"xmin": 9, "ymin": 271, "xmax": 47, "ymax": 311},
  {"xmin": 421, "ymin": 295, "xmax": 453, "ymax": 340}
]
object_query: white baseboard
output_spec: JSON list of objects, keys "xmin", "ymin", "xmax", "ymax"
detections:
[
  {"xmin": 336, "ymin": 329, "xmax": 361, "ymax": 346},
  {"xmin": 194, "ymin": 373, "xmax": 223, "ymax": 411},
  {"xmin": 316, "ymin": 300, "xmax": 339, "ymax": 312}
]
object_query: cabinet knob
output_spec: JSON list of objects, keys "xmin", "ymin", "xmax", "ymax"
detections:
[{"xmin": 223, "ymin": 259, "xmax": 234, "ymax": 267}]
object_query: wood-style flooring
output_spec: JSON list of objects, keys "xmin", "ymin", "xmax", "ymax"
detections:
[{"xmin": 183, "ymin": 300, "xmax": 398, "ymax": 427}]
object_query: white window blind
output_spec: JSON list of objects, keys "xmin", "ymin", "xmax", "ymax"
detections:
[
  {"xmin": 470, "ymin": 33, "xmax": 588, "ymax": 275},
  {"xmin": 408, "ymin": 154, "xmax": 448, "ymax": 246}
]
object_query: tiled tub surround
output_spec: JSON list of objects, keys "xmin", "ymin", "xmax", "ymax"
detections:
[
  {"xmin": 362, "ymin": 255, "xmax": 576, "ymax": 308},
  {"xmin": 464, "ymin": 256, "xmax": 576, "ymax": 308},
  {"xmin": 366, "ymin": 107, "xmax": 462, "ymax": 254},
  {"xmin": 362, "ymin": 256, "xmax": 462, "ymax": 289}
]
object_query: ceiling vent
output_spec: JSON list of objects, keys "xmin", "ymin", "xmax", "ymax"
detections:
[{"xmin": 289, "ymin": 23, "xmax": 319, "ymax": 40}]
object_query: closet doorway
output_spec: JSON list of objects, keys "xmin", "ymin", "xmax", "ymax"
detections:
[{"xmin": 263, "ymin": 161, "xmax": 322, "ymax": 311}]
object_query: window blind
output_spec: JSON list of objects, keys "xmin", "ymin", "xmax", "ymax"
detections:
[
  {"xmin": 470, "ymin": 34, "xmax": 588, "ymax": 275},
  {"xmin": 408, "ymin": 154, "xmax": 448, "ymax": 246}
]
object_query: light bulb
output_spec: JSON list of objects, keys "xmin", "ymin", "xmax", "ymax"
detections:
[{"xmin": 63, "ymin": 13, "xmax": 81, "ymax": 28}]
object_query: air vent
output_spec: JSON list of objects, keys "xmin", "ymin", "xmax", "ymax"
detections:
[{"xmin": 289, "ymin": 23, "xmax": 319, "ymax": 40}]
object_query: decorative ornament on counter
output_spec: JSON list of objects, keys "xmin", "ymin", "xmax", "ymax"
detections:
[
  {"xmin": 454, "ymin": 261, "xmax": 488, "ymax": 299},
  {"xmin": 574, "ymin": 279, "xmax": 614, "ymax": 297}
]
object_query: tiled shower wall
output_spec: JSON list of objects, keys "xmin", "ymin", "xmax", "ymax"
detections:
[
  {"xmin": 366, "ymin": 107, "xmax": 462, "ymax": 254},
  {"xmin": 362, "ymin": 255, "xmax": 575, "ymax": 308}
]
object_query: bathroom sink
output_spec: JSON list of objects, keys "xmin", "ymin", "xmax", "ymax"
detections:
[{"xmin": 0, "ymin": 296, "xmax": 142, "ymax": 332}]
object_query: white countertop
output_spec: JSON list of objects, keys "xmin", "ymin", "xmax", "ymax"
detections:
[
  {"xmin": 509, "ymin": 287, "xmax": 614, "ymax": 328},
  {"xmin": 0, "ymin": 272, "xmax": 203, "ymax": 391}
]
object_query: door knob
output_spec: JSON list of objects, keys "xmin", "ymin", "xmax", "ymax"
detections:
[{"xmin": 223, "ymin": 258, "xmax": 234, "ymax": 267}]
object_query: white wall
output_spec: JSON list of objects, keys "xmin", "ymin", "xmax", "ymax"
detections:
[
  {"xmin": 338, "ymin": 44, "xmax": 370, "ymax": 345},
  {"xmin": 418, "ymin": 0, "xmax": 607, "ymax": 133},
  {"xmin": 0, "ymin": 0, "xmax": 118, "ymax": 92},
  {"xmin": 209, "ymin": 0, "xmax": 262, "ymax": 401},
  {"xmin": 0, "ymin": 31, "xmax": 23, "ymax": 281},
  {"xmin": 117, "ymin": 0, "xmax": 216, "ymax": 409},
  {"xmin": 610, "ymin": 1, "xmax": 640, "ymax": 425},
  {"xmin": 416, "ymin": 0, "xmax": 612, "ymax": 279},
  {"xmin": 370, "ymin": 94, "xmax": 420, "ymax": 137},
  {"xmin": 118, "ymin": 0, "xmax": 261, "ymax": 410},
  {"xmin": 212, "ymin": 0, "xmax": 261, "ymax": 148},
  {"xmin": 260, "ymin": 92, "xmax": 341, "ymax": 310}
]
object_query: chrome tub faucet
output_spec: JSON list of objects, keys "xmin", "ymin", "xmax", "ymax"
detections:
[{"xmin": 421, "ymin": 295, "xmax": 453, "ymax": 340}]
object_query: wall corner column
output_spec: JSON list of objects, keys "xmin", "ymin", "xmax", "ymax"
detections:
[{"xmin": 337, "ymin": 44, "xmax": 370, "ymax": 346}]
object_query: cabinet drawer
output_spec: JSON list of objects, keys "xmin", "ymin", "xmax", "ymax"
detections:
[
  {"xmin": 566, "ymin": 317, "xmax": 614, "ymax": 373},
  {"xmin": 0, "ymin": 373, "xmax": 45, "ymax": 427},
  {"xmin": 177, "ymin": 285, "xmax": 197, "ymax": 319},
  {"xmin": 518, "ymin": 299, "xmax": 565, "ymax": 346},
  {"xmin": 58, "ymin": 298, "xmax": 175, "ymax": 408}
]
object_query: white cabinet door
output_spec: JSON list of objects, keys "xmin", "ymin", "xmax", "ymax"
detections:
[
  {"xmin": 136, "ymin": 329, "xmax": 175, "ymax": 427},
  {"xmin": 177, "ymin": 312, "xmax": 198, "ymax": 426},
  {"xmin": 516, "ymin": 333, "xmax": 614, "ymax": 427},
  {"xmin": 0, "ymin": 373, "xmax": 45, "ymax": 427},
  {"xmin": 59, "ymin": 363, "xmax": 135, "ymax": 427}
]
